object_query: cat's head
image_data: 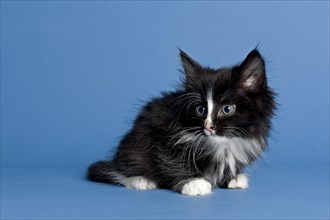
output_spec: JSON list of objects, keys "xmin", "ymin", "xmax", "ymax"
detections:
[{"xmin": 177, "ymin": 49, "xmax": 275, "ymax": 139}]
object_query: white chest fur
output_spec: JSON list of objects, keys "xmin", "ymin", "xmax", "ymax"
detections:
[
  {"xmin": 205, "ymin": 136, "xmax": 263, "ymax": 182},
  {"xmin": 175, "ymin": 132, "xmax": 264, "ymax": 185}
]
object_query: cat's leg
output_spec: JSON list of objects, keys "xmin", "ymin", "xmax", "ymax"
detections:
[
  {"xmin": 179, "ymin": 178, "xmax": 212, "ymax": 196},
  {"xmin": 227, "ymin": 173, "xmax": 249, "ymax": 189},
  {"xmin": 99, "ymin": 168, "xmax": 157, "ymax": 190},
  {"xmin": 122, "ymin": 176, "xmax": 157, "ymax": 190},
  {"xmin": 89, "ymin": 164, "xmax": 157, "ymax": 190}
]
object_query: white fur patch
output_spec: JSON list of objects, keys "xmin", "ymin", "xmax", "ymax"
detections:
[
  {"xmin": 173, "ymin": 128, "xmax": 263, "ymax": 186},
  {"xmin": 206, "ymin": 90, "xmax": 214, "ymax": 124},
  {"xmin": 105, "ymin": 171, "xmax": 157, "ymax": 190},
  {"xmin": 174, "ymin": 131, "xmax": 263, "ymax": 184},
  {"xmin": 208, "ymin": 136, "xmax": 263, "ymax": 176},
  {"xmin": 204, "ymin": 90, "xmax": 215, "ymax": 135},
  {"xmin": 122, "ymin": 176, "xmax": 157, "ymax": 190},
  {"xmin": 181, "ymin": 178, "xmax": 212, "ymax": 196},
  {"xmin": 226, "ymin": 151, "xmax": 236, "ymax": 176},
  {"xmin": 228, "ymin": 173, "xmax": 249, "ymax": 189}
]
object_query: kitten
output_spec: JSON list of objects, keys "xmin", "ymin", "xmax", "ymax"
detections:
[{"xmin": 87, "ymin": 49, "xmax": 276, "ymax": 196}]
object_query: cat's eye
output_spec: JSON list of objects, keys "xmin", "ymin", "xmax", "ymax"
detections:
[
  {"xmin": 195, "ymin": 105, "xmax": 206, "ymax": 116},
  {"xmin": 222, "ymin": 105, "xmax": 235, "ymax": 115}
]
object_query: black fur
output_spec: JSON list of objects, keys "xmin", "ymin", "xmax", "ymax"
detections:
[{"xmin": 87, "ymin": 49, "xmax": 276, "ymax": 193}]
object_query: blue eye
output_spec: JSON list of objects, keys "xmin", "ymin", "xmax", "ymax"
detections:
[
  {"xmin": 222, "ymin": 105, "xmax": 235, "ymax": 115},
  {"xmin": 195, "ymin": 105, "xmax": 206, "ymax": 116}
]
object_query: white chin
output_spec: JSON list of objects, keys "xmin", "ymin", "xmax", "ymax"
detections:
[{"xmin": 204, "ymin": 129, "xmax": 214, "ymax": 136}]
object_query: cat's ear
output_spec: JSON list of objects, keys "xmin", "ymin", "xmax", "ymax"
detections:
[
  {"xmin": 238, "ymin": 49, "xmax": 266, "ymax": 91},
  {"xmin": 179, "ymin": 49, "xmax": 203, "ymax": 78}
]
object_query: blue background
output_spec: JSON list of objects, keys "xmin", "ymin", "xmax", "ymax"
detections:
[{"xmin": 1, "ymin": 1, "xmax": 329, "ymax": 219}]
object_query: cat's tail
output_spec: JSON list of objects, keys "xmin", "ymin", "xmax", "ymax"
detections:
[{"xmin": 87, "ymin": 160, "xmax": 117, "ymax": 183}]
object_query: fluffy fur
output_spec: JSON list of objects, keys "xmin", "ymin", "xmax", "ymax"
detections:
[{"xmin": 87, "ymin": 49, "xmax": 276, "ymax": 196}]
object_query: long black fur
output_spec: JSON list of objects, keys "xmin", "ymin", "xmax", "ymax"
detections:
[{"xmin": 87, "ymin": 49, "xmax": 276, "ymax": 193}]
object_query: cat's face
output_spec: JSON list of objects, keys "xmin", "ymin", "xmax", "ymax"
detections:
[{"xmin": 178, "ymin": 49, "xmax": 275, "ymax": 139}]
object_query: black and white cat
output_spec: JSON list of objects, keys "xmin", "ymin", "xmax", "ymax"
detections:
[{"xmin": 88, "ymin": 49, "xmax": 276, "ymax": 196}]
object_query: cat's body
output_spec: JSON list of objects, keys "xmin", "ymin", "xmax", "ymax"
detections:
[{"xmin": 88, "ymin": 49, "xmax": 276, "ymax": 196}]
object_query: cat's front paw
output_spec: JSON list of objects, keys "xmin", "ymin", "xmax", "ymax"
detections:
[
  {"xmin": 228, "ymin": 173, "xmax": 249, "ymax": 189},
  {"xmin": 181, "ymin": 178, "xmax": 212, "ymax": 196}
]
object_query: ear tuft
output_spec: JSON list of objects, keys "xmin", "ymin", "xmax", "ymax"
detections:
[{"xmin": 238, "ymin": 49, "xmax": 266, "ymax": 91}]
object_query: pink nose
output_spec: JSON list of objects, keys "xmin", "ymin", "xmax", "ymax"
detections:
[{"xmin": 204, "ymin": 121, "xmax": 215, "ymax": 132}]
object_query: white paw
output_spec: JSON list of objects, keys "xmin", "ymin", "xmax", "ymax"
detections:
[
  {"xmin": 123, "ymin": 176, "xmax": 157, "ymax": 190},
  {"xmin": 228, "ymin": 173, "xmax": 249, "ymax": 189},
  {"xmin": 181, "ymin": 178, "xmax": 212, "ymax": 196}
]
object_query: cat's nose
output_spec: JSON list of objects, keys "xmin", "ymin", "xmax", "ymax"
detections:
[{"xmin": 204, "ymin": 120, "xmax": 215, "ymax": 132}]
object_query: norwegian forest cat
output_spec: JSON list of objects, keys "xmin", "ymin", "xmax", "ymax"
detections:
[{"xmin": 87, "ymin": 49, "xmax": 276, "ymax": 196}]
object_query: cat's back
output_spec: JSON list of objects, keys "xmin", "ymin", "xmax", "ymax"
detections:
[
  {"xmin": 113, "ymin": 90, "xmax": 185, "ymax": 170},
  {"xmin": 134, "ymin": 90, "xmax": 185, "ymax": 125},
  {"xmin": 118, "ymin": 90, "xmax": 185, "ymax": 147}
]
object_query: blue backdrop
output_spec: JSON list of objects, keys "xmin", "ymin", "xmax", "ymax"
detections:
[{"xmin": 1, "ymin": 1, "xmax": 329, "ymax": 219}]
